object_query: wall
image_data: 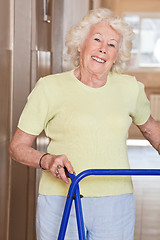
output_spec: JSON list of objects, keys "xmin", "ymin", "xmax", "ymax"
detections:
[
  {"xmin": 101, "ymin": 0, "xmax": 160, "ymax": 139},
  {"xmin": 9, "ymin": 0, "xmax": 36, "ymax": 239},
  {"xmin": 62, "ymin": 0, "xmax": 90, "ymax": 71},
  {"xmin": 101, "ymin": 0, "xmax": 160, "ymax": 15},
  {"xmin": 9, "ymin": 0, "xmax": 54, "ymax": 238},
  {"xmin": 7, "ymin": 1, "xmax": 91, "ymax": 239},
  {"xmin": 0, "ymin": 0, "xmax": 12, "ymax": 239}
]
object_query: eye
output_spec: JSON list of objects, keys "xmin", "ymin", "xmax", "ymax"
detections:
[
  {"xmin": 94, "ymin": 38, "xmax": 100, "ymax": 42},
  {"xmin": 108, "ymin": 43, "xmax": 115, "ymax": 48}
]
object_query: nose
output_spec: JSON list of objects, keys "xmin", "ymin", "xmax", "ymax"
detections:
[
  {"xmin": 99, "ymin": 44, "xmax": 107, "ymax": 54},
  {"xmin": 99, "ymin": 49, "xmax": 106, "ymax": 54}
]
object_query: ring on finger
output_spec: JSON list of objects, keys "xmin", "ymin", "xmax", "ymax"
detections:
[
  {"xmin": 55, "ymin": 169, "xmax": 60, "ymax": 177},
  {"xmin": 57, "ymin": 164, "xmax": 63, "ymax": 170}
]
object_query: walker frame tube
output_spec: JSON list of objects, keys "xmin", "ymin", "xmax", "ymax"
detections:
[{"xmin": 58, "ymin": 169, "xmax": 160, "ymax": 240}]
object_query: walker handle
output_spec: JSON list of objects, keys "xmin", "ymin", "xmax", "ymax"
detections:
[{"xmin": 64, "ymin": 166, "xmax": 76, "ymax": 181}]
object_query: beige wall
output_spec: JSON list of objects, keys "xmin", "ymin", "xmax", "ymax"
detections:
[
  {"xmin": 101, "ymin": 0, "xmax": 160, "ymax": 15},
  {"xmin": 101, "ymin": 0, "xmax": 160, "ymax": 139},
  {"xmin": 128, "ymin": 72, "xmax": 160, "ymax": 138}
]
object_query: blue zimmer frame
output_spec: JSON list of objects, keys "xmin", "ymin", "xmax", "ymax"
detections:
[{"xmin": 58, "ymin": 169, "xmax": 160, "ymax": 240}]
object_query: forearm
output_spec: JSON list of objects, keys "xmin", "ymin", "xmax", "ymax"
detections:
[
  {"xmin": 9, "ymin": 142, "xmax": 45, "ymax": 168},
  {"xmin": 137, "ymin": 116, "xmax": 160, "ymax": 152},
  {"xmin": 9, "ymin": 141, "xmax": 74, "ymax": 183},
  {"xmin": 9, "ymin": 128, "xmax": 74, "ymax": 183},
  {"xmin": 9, "ymin": 128, "xmax": 46, "ymax": 168},
  {"xmin": 142, "ymin": 129, "xmax": 160, "ymax": 151}
]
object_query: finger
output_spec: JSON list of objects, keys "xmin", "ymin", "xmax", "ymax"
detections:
[
  {"xmin": 50, "ymin": 167, "xmax": 60, "ymax": 179},
  {"xmin": 59, "ymin": 167, "xmax": 69, "ymax": 184},
  {"xmin": 57, "ymin": 164, "xmax": 63, "ymax": 170},
  {"xmin": 58, "ymin": 154, "xmax": 75, "ymax": 174},
  {"xmin": 55, "ymin": 169, "xmax": 61, "ymax": 178},
  {"xmin": 49, "ymin": 154, "xmax": 74, "ymax": 182},
  {"xmin": 63, "ymin": 159, "xmax": 75, "ymax": 174}
]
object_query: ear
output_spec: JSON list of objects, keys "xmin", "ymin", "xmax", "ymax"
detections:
[{"xmin": 114, "ymin": 53, "xmax": 119, "ymax": 63}]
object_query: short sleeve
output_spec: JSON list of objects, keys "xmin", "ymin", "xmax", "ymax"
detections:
[
  {"xmin": 131, "ymin": 81, "xmax": 150, "ymax": 125},
  {"xmin": 18, "ymin": 78, "xmax": 51, "ymax": 135}
]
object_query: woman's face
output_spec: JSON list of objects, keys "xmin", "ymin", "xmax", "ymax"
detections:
[{"xmin": 79, "ymin": 21, "xmax": 122, "ymax": 76}]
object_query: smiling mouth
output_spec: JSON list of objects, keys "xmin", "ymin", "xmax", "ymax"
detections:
[{"xmin": 91, "ymin": 56, "xmax": 106, "ymax": 63}]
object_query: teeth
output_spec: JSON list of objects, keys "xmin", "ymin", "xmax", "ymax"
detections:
[{"xmin": 92, "ymin": 56, "xmax": 106, "ymax": 63}]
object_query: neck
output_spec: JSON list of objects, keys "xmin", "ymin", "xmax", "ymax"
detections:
[{"xmin": 74, "ymin": 67, "xmax": 109, "ymax": 88}]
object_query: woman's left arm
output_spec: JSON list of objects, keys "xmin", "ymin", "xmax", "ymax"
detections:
[{"xmin": 137, "ymin": 115, "xmax": 160, "ymax": 153}]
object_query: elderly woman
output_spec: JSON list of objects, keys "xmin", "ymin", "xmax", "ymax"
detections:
[{"xmin": 9, "ymin": 8, "xmax": 160, "ymax": 240}]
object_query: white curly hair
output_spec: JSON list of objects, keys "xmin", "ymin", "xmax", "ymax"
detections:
[{"xmin": 65, "ymin": 8, "xmax": 134, "ymax": 73}]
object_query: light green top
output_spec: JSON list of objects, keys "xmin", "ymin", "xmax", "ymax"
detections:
[{"xmin": 18, "ymin": 70, "xmax": 150, "ymax": 197}]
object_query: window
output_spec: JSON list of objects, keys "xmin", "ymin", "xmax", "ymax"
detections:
[{"xmin": 124, "ymin": 13, "xmax": 160, "ymax": 70}]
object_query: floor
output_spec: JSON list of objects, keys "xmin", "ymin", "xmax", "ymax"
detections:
[{"xmin": 128, "ymin": 143, "xmax": 160, "ymax": 240}]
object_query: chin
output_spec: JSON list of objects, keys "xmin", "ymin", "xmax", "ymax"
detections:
[{"xmin": 89, "ymin": 67, "xmax": 107, "ymax": 75}]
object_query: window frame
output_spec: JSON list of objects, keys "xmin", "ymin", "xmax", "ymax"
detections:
[{"xmin": 123, "ymin": 12, "xmax": 160, "ymax": 72}]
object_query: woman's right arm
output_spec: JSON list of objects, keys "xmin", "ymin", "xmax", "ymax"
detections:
[{"xmin": 9, "ymin": 128, "xmax": 74, "ymax": 183}]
